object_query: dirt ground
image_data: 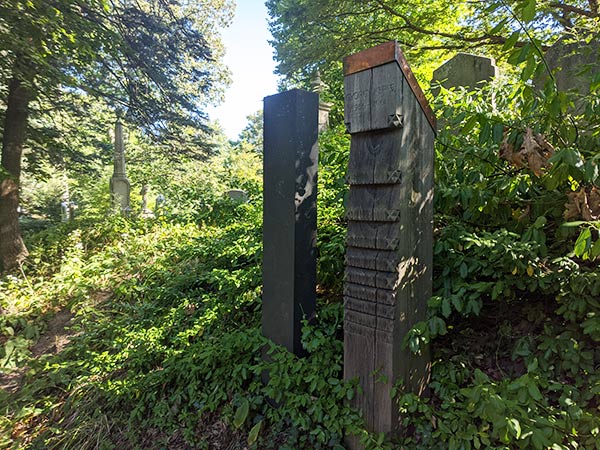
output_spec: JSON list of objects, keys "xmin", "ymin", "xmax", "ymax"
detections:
[{"xmin": 0, "ymin": 308, "xmax": 76, "ymax": 395}]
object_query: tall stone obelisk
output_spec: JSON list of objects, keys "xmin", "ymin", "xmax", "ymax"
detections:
[
  {"xmin": 110, "ymin": 114, "xmax": 131, "ymax": 213},
  {"xmin": 262, "ymin": 89, "xmax": 319, "ymax": 357}
]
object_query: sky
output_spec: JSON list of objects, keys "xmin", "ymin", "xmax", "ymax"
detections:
[{"xmin": 207, "ymin": 0, "xmax": 279, "ymax": 140}]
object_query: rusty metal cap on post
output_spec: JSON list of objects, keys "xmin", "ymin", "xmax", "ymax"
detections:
[{"xmin": 343, "ymin": 41, "xmax": 437, "ymax": 132}]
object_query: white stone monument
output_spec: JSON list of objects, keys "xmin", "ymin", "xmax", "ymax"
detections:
[
  {"xmin": 311, "ymin": 71, "xmax": 333, "ymax": 132},
  {"xmin": 109, "ymin": 114, "xmax": 131, "ymax": 213}
]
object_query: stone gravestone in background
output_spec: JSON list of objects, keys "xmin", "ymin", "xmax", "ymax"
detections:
[
  {"xmin": 311, "ymin": 70, "xmax": 333, "ymax": 132},
  {"xmin": 431, "ymin": 52, "xmax": 498, "ymax": 96},
  {"xmin": 140, "ymin": 184, "xmax": 155, "ymax": 218},
  {"xmin": 342, "ymin": 41, "xmax": 435, "ymax": 444},
  {"xmin": 226, "ymin": 189, "xmax": 249, "ymax": 203},
  {"xmin": 155, "ymin": 193, "xmax": 166, "ymax": 214},
  {"xmin": 536, "ymin": 37, "xmax": 600, "ymax": 103},
  {"xmin": 109, "ymin": 116, "xmax": 131, "ymax": 213},
  {"xmin": 262, "ymin": 89, "xmax": 319, "ymax": 356}
]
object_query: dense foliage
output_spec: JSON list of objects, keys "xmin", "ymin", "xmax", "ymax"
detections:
[
  {"xmin": 267, "ymin": 0, "xmax": 598, "ymax": 81},
  {"xmin": 1, "ymin": 0, "xmax": 600, "ymax": 449},
  {"xmin": 394, "ymin": 81, "xmax": 600, "ymax": 449},
  {"xmin": 0, "ymin": 136, "xmax": 365, "ymax": 449},
  {"xmin": 0, "ymin": 0, "xmax": 232, "ymax": 136},
  {"xmin": 0, "ymin": 0, "xmax": 233, "ymax": 272}
]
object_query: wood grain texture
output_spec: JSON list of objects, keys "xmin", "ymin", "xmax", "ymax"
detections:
[
  {"xmin": 373, "ymin": 333, "xmax": 395, "ymax": 431},
  {"xmin": 343, "ymin": 41, "xmax": 436, "ymax": 132},
  {"xmin": 345, "ymin": 247, "xmax": 401, "ymax": 272},
  {"xmin": 344, "ymin": 64, "xmax": 404, "ymax": 134},
  {"xmin": 345, "ymin": 308, "xmax": 377, "ymax": 329},
  {"xmin": 344, "ymin": 296, "xmax": 377, "ymax": 315},
  {"xmin": 344, "ymin": 282, "xmax": 378, "ymax": 303},
  {"xmin": 343, "ymin": 45, "xmax": 433, "ymax": 445},
  {"xmin": 345, "ymin": 266, "xmax": 399, "ymax": 290},
  {"xmin": 343, "ymin": 41, "xmax": 398, "ymax": 75},
  {"xmin": 344, "ymin": 324, "xmax": 375, "ymax": 429},
  {"xmin": 346, "ymin": 221, "xmax": 401, "ymax": 250},
  {"xmin": 344, "ymin": 70, "xmax": 371, "ymax": 134},
  {"xmin": 347, "ymin": 131, "xmax": 404, "ymax": 185},
  {"xmin": 347, "ymin": 185, "xmax": 403, "ymax": 222},
  {"xmin": 371, "ymin": 63, "xmax": 405, "ymax": 131}
]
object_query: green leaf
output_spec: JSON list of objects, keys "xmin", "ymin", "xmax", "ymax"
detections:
[
  {"xmin": 503, "ymin": 31, "xmax": 520, "ymax": 51},
  {"xmin": 346, "ymin": 388, "xmax": 354, "ymax": 400},
  {"xmin": 533, "ymin": 216, "xmax": 546, "ymax": 228},
  {"xmin": 492, "ymin": 123, "xmax": 504, "ymax": 144},
  {"xmin": 565, "ymin": 124, "xmax": 578, "ymax": 144},
  {"xmin": 451, "ymin": 295, "xmax": 463, "ymax": 313},
  {"xmin": 522, "ymin": 0, "xmax": 536, "ymax": 22},
  {"xmin": 591, "ymin": 239, "xmax": 600, "ymax": 258},
  {"xmin": 489, "ymin": 18, "xmax": 508, "ymax": 34},
  {"xmin": 574, "ymin": 228, "xmax": 592, "ymax": 257},
  {"xmin": 527, "ymin": 358, "xmax": 538, "ymax": 372},
  {"xmin": 508, "ymin": 43, "xmax": 532, "ymax": 66},
  {"xmin": 562, "ymin": 221, "xmax": 590, "ymax": 228},
  {"xmin": 479, "ymin": 121, "xmax": 492, "ymax": 144},
  {"xmin": 527, "ymin": 382, "xmax": 543, "ymax": 401},
  {"xmin": 521, "ymin": 56, "xmax": 537, "ymax": 81},
  {"xmin": 549, "ymin": 95, "xmax": 562, "ymax": 117},
  {"xmin": 460, "ymin": 262, "xmax": 468, "ymax": 278},
  {"xmin": 247, "ymin": 420, "xmax": 262, "ymax": 445},
  {"xmin": 492, "ymin": 281, "xmax": 504, "ymax": 300},
  {"xmin": 461, "ymin": 115, "xmax": 479, "ymax": 134},
  {"xmin": 508, "ymin": 418, "xmax": 522, "ymax": 438},
  {"xmin": 442, "ymin": 297, "xmax": 452, "ymax": 317},
  {"xmin": 531, "ymin": 430, "xmax": 544, "ymax": 449},
  {"xmin": 233, "ymin": 398, "xmax": 249, "ymax": 428}
]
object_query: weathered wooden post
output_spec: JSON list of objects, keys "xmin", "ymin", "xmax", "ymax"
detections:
[
  {"xmin": 262, "ymin": 89, "xmax": 319, "ymax": 356},
  {"xmin": 110, "ymin": 115, "xmax": 131, "ymax": 212},
  {"xmin": 342, "ymin": 41, "xmax": 435, "ymax": 442}
]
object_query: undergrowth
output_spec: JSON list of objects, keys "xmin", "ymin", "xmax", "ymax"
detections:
[{"xmin": 1, "ymin": 78, "xmax": 600, "ymax": 449}]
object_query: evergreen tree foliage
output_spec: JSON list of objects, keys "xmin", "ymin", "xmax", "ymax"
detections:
[{"xmin": 0, "ymin": 0, "xmax": 234, "ymax": 272}]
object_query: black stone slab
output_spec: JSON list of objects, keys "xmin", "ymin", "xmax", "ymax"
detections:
[{"xmin": 262, "ymin": 89, "xmax": 319, "ymax": 357}]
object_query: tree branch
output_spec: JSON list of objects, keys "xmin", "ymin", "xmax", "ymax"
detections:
[
  {"xmin": 548, "ymin": 2, "xmax": 598, "ymax": 18},
  {"xmin": 371, "ymin": 0, "xmax": 520, "ymax": 47}
]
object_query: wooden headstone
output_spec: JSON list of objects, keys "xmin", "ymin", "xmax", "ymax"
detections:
[
  {"xmin": 262, "ymin": 89, "xmax": 319, "ymax": 356},
  {"xmin": 342, "ymin": 41, "xmax": 435, "ymax": 443}
]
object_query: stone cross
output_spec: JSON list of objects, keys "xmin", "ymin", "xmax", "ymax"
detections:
[
  {"xmin": 262, "ymin": 89, "xmax": 319, "ymax": 356},
  {"xmin": 110, "ymin": 116, "xmax": 131, "ymax": 212},
  {"xmin": 342, "ymin": 41, "xmax": 435, "ymax": 444}
]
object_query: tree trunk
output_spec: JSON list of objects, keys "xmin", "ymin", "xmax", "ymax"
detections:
[{"xmin": 0, "ymin": 74, "xmax": 30, "ymax": 273}]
